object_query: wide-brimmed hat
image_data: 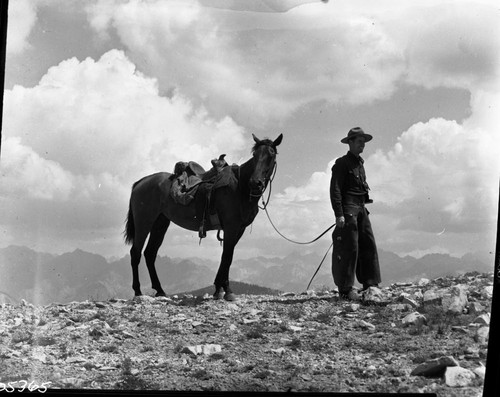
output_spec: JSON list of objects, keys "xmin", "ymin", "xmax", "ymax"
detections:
[{"xmin": 340, "ymin": 127, "xmax": 373, "ymax": 144}]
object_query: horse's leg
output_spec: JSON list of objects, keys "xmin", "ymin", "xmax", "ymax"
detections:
[
  {"xmin": 130, "ymin": 233, "xmax": 148, "ymax": 297},
  {"xmin": 144, "ymin": 214, "xmax": 170, "ymax": 297},
  {"xmin": 214, "ymin": 227, "xmax": 245, "ymax": 301}
]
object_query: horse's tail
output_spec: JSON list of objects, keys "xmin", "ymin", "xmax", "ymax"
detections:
[
  {"xmin": 124, "ymin": 178, "xmax": 146, "ymax": 245},
  {"xmin": 124, "ymin": 202, "xmax": 135, "ymax": 245}
]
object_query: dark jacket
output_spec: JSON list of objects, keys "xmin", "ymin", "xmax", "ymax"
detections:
[{"xmin": 330, "ymin": 151, "xmax": 371, "ymax": 218}]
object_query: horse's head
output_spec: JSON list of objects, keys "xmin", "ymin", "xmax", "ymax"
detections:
[{"xmin": 248, "ymin": 133, "xmax": 283, "ymax": 196}]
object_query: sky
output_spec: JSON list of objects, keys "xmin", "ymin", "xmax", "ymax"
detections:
[{"xmin": 1, "ymin": 0, "xmax": 499, "ymax": 265}]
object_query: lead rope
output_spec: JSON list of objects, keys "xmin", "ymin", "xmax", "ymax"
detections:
[{"xmin": 259, "ymin": 163, "xmax": 336, "ymax": 290}]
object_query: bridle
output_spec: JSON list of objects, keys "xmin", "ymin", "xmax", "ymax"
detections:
[
  {"xmin": 249, "ymin": 145, "xmax": 278, "ymax": 201},
  {"xmin": 256, "ymin": 161, "xmax": 277, "ymax": 208}
]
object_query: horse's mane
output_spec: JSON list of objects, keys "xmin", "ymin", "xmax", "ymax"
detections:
[{"xmin": 251, "ymin": 138, "xmax": 278, "ymax": 154}]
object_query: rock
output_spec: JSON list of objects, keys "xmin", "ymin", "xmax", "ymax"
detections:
[
  {"xmin": 472, "ymin": 313, "xmax": 490, "ymax": 326},
  {"xmin": 32, "ymin": 348, "xmax": 47, "ymax": 363},
  {"xmin": 473, "ymin": 363, "xmax": 486, "ymax": 379},
  {"xmin": 423, "ymin": 285, "xmax": 468, "ymax": 313},
  {"xmin": 411, "ymin": 356, "xmax": 459, "ymax": 377},
  {"xmin": 474, "ymin": 326, "xmax": 489, "ymax": 345},
  {"xmin": 133, "ymin": 295, "xmax": 155, "ymax": 303},
  {"xmin": 402, "ymin": 312, "xmax": 426, "ymax": 327},
  {"xmin": 444, "ymin": 366, "xmax": 476, "ymax": 387},
  {"xmin": 400, "ymin": 296, "xmax": 419, "ymax": 308},
  {"xmin": 481, "ymin": 286, "xmax": 493, "ymax": 300},
  {"xmin": 358, "ymin": 320, "xmax": 376, "ymax": 330},
  {"xmin": 441, "ymin": 285, "xmax": 468, "ymax": 313},
  {"xmin": 270, "ymin": 348, "xmax": 286, "ymax": 355},
  {"xmin": 362, "ymin": 287, "xmax": 386, "ymax": 303},
  {"xmin": 418, "ymin": 278, "xmax": 430, "ymax": 286},
  {"xmin": 181, "ymin": 344, "xmax": 222, "ymax": 356},
  {"xmin": 65, "ymin": 356, "xmax": 88, "ymax": 364},
  {"xmin": 468, "ymin": 302, "xmax": 485, "ymax": 315},
  {"xmin": 289, "ymin": 325, "xmax": 303, "ymax": 332},
  {"xmin": 387, "ymin": 303, "xmax": 411, "ymax": 311},
  {"xmin": 423, "ymin": 289, "xmax": 443, "ymax": 305},
  {"xmin": 346, "ymin": 303, "xmax": 360, "ymax": 312}
]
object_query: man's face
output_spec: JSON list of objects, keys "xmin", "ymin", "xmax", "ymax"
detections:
[{"xmin": 349, "ymin": 136, "xmax": 366, "ymax": 156}]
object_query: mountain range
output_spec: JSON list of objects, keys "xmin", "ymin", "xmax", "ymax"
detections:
[{"xmin": 0, "ymin": 245, "xmax": 493, "ymax": 305}]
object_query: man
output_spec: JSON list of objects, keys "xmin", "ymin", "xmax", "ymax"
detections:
[{"xmin": 330, "ymin": 127, "xmax": 381, "ymax": 301}]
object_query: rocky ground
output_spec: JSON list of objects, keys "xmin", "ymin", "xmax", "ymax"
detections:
[{"xmin": 0, "ymin": 272, "xmax": 494, "ymax": 396}]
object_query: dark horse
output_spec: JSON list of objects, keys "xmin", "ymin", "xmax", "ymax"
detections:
[{"xmin": 124, "ymin": 133, "xmax": 283, "ymax": 301}]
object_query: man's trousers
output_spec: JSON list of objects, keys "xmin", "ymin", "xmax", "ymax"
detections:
[{"xmin": 331, "ymin": 202, "xmax": 381, "ymax": 293}]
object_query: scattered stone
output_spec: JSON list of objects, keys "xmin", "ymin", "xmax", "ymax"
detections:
[
  {"xmin": 481, "ymin": 286, "xmax": 493, "ymax": 300},
  {"xmin": 444, "ymin": 366, "xmax": 476, "ymax": 387},
  {"xmin": 423, "ymin": 289, "xmax": 443, "ymax": 305},
  {"xmin": 31, "ymin": 348, "xmax": 47, "ymax": 363},
  {"xmin": 411, "ymin": 356, "xmax": 459, "ymax": 377},
  {"xmin": 402, "ymin": 312, "xmax": 426, "ymax": 327},
  {"xmin": 181, "ymin": 344, "xmax": 222, "ymax": 356},
  {"xmin": 387, "ymin": 303, "xmax": 411, "ymax": 311},
  {"xmin": 473, "ymin": 363, "xmax": 486, "ymax": 379},
  {"xmin": 362, "ymin": 287, "xmax": 386, "ymax": 303},
  {"xmin": 357, "ymin": 320, "xmax": 376, "ymax": 330},
  {"xmin": 472, "ymin": 313, "xmax": 490, "ymax": 326},
  {"xmin": 289, "ymin": 325, "xmax": 303, "ymax": 332},
  {"xmin": 133, "ymin": 295, "xmax": 155, "ymax": 303},
  {"xmin": 0, "ymin": 272, "xmax": 493, "ymax": 395},
  {"xmin": 474, "ymin": 326, "xmax": 489, "ymax": 345},
  {"xmin": 346, "ymin": 303, "xmax": 360, "ymax": 312},
  {"xmin": 270, "ymin": 348, "xmax": 286, "ymax": 355},
  {"xmin": 418, "ymin": 278, "xmax": 430, "ymax": 286},
  {"xmin": 441, "ymin": 285, "xmax": 468, "ymax": 313},
  {"xmin": 468, "ymin": 302, "xmax": 485, "ymax": 315},
  {"xmin": 400, "ymin": 296, "xmax": 419, "ymax": 308}
]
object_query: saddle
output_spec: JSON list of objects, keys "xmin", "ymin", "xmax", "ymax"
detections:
[{"xmin": 170, "ymin": 155, "xmax": 229, "ymax": 206}]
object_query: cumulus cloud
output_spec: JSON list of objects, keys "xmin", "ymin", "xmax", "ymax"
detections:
[
  {"xmin": 0, "ymin": 137, "xmax": 73, "ymax": 200},
  {"xmin": 0, "ymin": 49, "xmax": 249, "ymax": 252},
  {"xmin": 3, "ymin": 50, "xmax": 247, "ymax": 177},
  {"xmin": 370, "ymin": 117, "xmax": 499, "ymax": 232},
  {"xmin": 84, "ymin": 0, "xmax": 405, "ymax": 125}
]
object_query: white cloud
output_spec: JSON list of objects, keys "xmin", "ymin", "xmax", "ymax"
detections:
[
  {"xmin": 82, "ymin": 0, "xmax": 499, "ymax": 128},
  {"xmin": 0, "ymin": 137, "xmax": 73, "ymax": 200},
  {"xmin": 6, "ymin": 0, "xmax": 37, "ymax": 55},
  {"xmin": 0, "ymin": 49, "xmax": 248, "ymax": 253},
  {"xmin": 84, "ymin": 0, "xmax": 406, "ymax": 125},
  {"xmin": 401, "ymin": 3, "xmax": 500, "ymax": 91},
  {"xmin": 4, "ymin": 50, "xmax": 247, "ymax": 178}
]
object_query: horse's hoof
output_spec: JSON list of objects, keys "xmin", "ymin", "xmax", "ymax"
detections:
[
  {"xmin": 213, "ymin": 291, "xmax": 224, "ymax": 300},
  {"xmin": 155, "ymin": 292, "xmax": 166, "ymax": 297},
  {"xmin": 224, "ymin": 293, "xmax": 237, "ymax": 302}
]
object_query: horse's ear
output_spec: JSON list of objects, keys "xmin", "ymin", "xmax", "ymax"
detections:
[
  {"xmin": 273, "ymin": 133, "xmax": 283, "ymax": 147},
  {"xmin": 252, "ymin": 133, "xmax": 261, "ymax": 144}
]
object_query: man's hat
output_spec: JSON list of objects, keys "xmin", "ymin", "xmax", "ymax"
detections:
[{"xmin": 341, "ymin": 127, "xmax": 373, "ymax": 144}]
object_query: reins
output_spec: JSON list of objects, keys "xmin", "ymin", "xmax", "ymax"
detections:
[{"xmin": 257, "ymin": 163, "xmax": 336, "ymax": 290}]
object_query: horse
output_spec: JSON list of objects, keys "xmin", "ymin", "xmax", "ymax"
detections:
[{"xmin": 124, "ymin": 133, "xmax": 283, "ymax": 301}]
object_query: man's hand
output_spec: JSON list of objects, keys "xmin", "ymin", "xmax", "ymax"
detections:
[{"xmin": 336, "ymin": 216, "xmax": 345, "ymax": 228}]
